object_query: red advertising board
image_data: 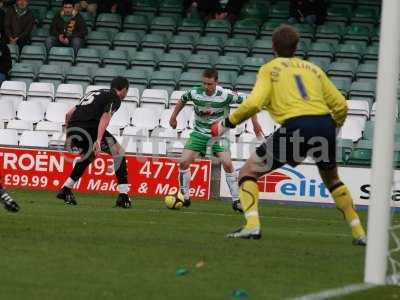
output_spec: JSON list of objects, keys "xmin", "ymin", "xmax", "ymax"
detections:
[{"xmin": 0, "ymin": 147, "xmax": 211, "ymax": 200}]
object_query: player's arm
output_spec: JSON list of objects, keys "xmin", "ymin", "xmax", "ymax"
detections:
[
  {"xmin": 321, "ymin": 72, "xmax": 348, "ymax": 127},
  {"xmin": 65, "ymin": 106, "xmax": 76, "ymax": 126},
  {"xmin": 94, "ymin": 112, "xmax": 112, "ymax": 155},
  {"xmin": 250, "ymin": 114, "xmax": 264, "ymax": 137},
  {"xmin": 169, "ymin": 99, "xmax": 186, "ymax": 129},
  {"xmin": 212, "ymin": 65, "xmax": 271, "ymax": 136}
]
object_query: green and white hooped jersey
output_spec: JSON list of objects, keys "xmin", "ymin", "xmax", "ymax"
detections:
[{"xmin": 181, "ymin": 86, "xmax": 245, "ymax": 137}]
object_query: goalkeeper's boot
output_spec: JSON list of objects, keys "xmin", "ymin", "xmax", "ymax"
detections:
[
  {"xmin": 226, "ymin": 227, "xmax": 261, "ymax": 239},
  {"xmin": 56, "ymin": 187, "xmax": 77, "ymax": 205},
  {"xmin": 115, "ymin": 193, "xmax": 132, "ymax": 208},
  {"xmin": 183, "ymin": 198, "xmax": 191, "ymax": 208},
  {"xmin": 353, "ymin": 235, "xmax": 367, "ymax": 246},
  {"xmin": 0, "ymin": 189, "xmax": 20, "ymax": 212},
  {"xmin": 232, "ymin": 200, "xmax": 243, "ymax": 213}
]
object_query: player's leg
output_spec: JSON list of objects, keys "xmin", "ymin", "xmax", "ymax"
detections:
[
  {"xmin": 0, "ymin": 176, "xmax": 20, "ymax": 212},
  {"xmin": 103, "ymin": 132, "xmax": 131, "ymax": 208},
  {"xmin": 179, "ymin": 149, "xmax": 199, "ymax": 207},
  {"xmin": 214, "ymin": 149, "xmax": 241, "ymax": 212},
  {"xmin": 319, "ymin": 167, "xmax": 366, "ymax": 245}
]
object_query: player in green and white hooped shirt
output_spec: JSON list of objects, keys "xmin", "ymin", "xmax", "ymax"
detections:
[{"xmin": 169, "ymin": 69, "xmax": 264, "ymax": 212}]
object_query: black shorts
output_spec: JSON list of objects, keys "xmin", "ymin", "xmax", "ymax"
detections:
[
  {"xmin": 255, "ymin": 114, "xmax": 337, "ymax": 171},
  {"xmin": 66, "ymin": 126, "xmax": 118, "ymax": 155}
]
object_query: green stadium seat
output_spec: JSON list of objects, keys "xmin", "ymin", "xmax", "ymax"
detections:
[
  {"xmin": 80, "ymin": 12, "xmax": 95, "ymax": 29},
  {"xmin": 242, "ymin": 57, "xmax": 266, "ymax": 74},
  {"xmin": 10, "ymin": 63, "xmax": 36, "ymax": 83},
  {"xmin": 149, "ymin": 70, "xmax": 179, "ymax": 93},
  {"xmin": 76, "ymin": 48, "xmax": 101, "ymax": 68},
  {"xmin": 205, "ymin": 19, "xmax": 231, "ymax": 39},
  {"xmin": 50, "ymin": 0, "xmax": 62, "ymax": 8},
  {"xmin": 38, "ymin": 64, "xmax": 64, "ymax": 86},
  {"xmin": 356, "ymin": 63, "xmax": 377, "ymax": 82},
  {"xmin": 93, "ymin": 67, "xmax": 121, "ymax": 85},
  {"xmin": 140, "ymin": 34, "xmax": 167, "ymax": 55},
  {"xmin": 259, "ymin": 20, "xmax": 282, "ymax": 38},
  {"xmin": 343, "ymin": 24, "xmax": 370, "ymax": 45},
  {"xmin": 295, "ymin": 41, "xmax": 309, "ymax": 58},
  {"xmin": 363, "ymin": 45, "xmax": 378, "ymax": 63},
  {"xmin": 31, "ymin": 27, "xmax": 49, "ymax": 45},
  {"xmin": 86, "ymin": 31, "xmax": 112, "ymax": 51},
  {"xmin": 42, "ymin": 9, "xmax": 56, "ymax": 27},
  {"xmin": 158, "ymin": 53, "xmax": 186, "ymax": 72},
  {"xmin": 158, "ymin": 0, "xmax": 182, "ymax": 15},
  {"xmin": 307, "ymin": 58, "xmax": 329, "ymax": 71},
  {"xmin": 102, "ymin": 50, "xmax": 130, "ymax": 69},
  {"xmin": 113, "ymin": 32, "xmax": 141, "ymax": 51},
  {"xmin": 123, "ymin": 14, "xmax": 149, "ymax": 35},
  {"xmin": 307, "ymin": 42, "xmax": 335, "ymax": 63},
  {"xmin": 351, "ymin": 6, "xmax": 380, "ymax": 24},
  {"xmin": 130, "ymin": 51, "xmax": 158, "ymax": 73},
  {"xmin": 335, "ymin": 43, "xmax": 364, "ymax": 64},
  {"xmin": 30, "ymin": 0, "xmax": 49, "ymax": 9},
  {"xmin": 96, "ymin": 13, "xmax": 122, "ymax": 33},
  {"xmin": 232, "ymin": 19, "xmax": 259, "ymax": 39},
  {"xmin": 168, "ymin": 35, "xmax": 195, "ymax": 57},
  {"xmin": 362, "ymin": 120, "xmax": 374, "ymax": 141},
  {"xmin": 327, "ymin": 62, "xmax": 356, "ymax": 81},
  {"xmin": 132, "ymin": 0, "xmax": 158, "ymax": 14},
  {"xmin": 337, "ymin": 138, "xmax": 354, "ymax": 164},
  {"xmin": 179, "ymin": 71, "xmax": 202, "ymax": 90},
  {"xmin": 240, "ymin": 1, "xmax": 269, "ymax": 23},
  {"xmin": 217, "ymin": 71, "xmax": 236, "ymax": 90},
  {"xmin": 186, "ymin": 54, "xmax": 213, "ymax": 72},
  {"xmin": 325, "ymin": 5, "xmax": 351, "ymax": 23},
  {"xmin": 223, "ymin": 38, "xmax": 250, "ymax": 59},
  {"xmin": 30, "ymin": 6, "xmax": 47, "ymax": 26},
  {"xmin": 48, "ymin": 47, "xmax": 74, "ymax": 67},
  {"xmin": 150, "ymin": 16, "xmax": 177, "ymax": 36},
  {"xmin": 65, "ymin": 66, "xmax": 92, "ymax": 86},
  {"xmin": 124, "ymin": 68, "xmax": 149, "ymax": 92},
  {"xmin": 195, "ymin": 36, "xmax": 223, "ymax": 57},
  {"xmin": 7, "ymin": 44, "xmax": 19, "ymax": 63},
  {"xmin": 251, "ymin": 39, "xmax": 274, "ymax": 58},
  {"xmin": 315, "ymin": 24, "xmax": 344, "ymax": 44},
  {"xmin": 331, "ymin": 78, "xmax": 351, "ymax": 97},
  {"xmin": 291, "ymin": 23, "xmax": 315, "ymax": 43},
  {"xmin": 235, "ymin": 74, "xmax": 256, "ymax": 94},
  {"xmin": 19, "ymin": 45, "xmax": 46, "ymax": 65},
  {"xmin": 215, "ymin": 55, "xmax": 242, "ymax": 73},
  {"xmin": 348, "ymin": 140, "xmax": 372, "ymax": 166},
  {"xmin": 349, "ymin": 81, "xmax": 376, "ymax": 101},
  {"xmin": 177, "ymin": 18, "xmax": 203, "ymax": 36},
  {"xmin": 370, "ymin": 27, "xmax": 379, "ymax": 44}
]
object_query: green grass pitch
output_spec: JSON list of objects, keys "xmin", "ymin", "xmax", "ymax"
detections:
[{"xmin": 0, "ymin": 189, "xmax": 399, "ymax": 300}]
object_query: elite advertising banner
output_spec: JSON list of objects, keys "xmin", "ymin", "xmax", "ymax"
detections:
[
  {"xmin": 220, "ymin": 162, "xmax": 400, "ymax": 207},
  {"xmin": 0, "ymin": 147, "xmax": 212, "ymax": 200}
]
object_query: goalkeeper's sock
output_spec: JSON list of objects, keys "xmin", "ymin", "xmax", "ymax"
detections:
[
  {"xmin": 225, "ymin": 172, "xmax": 239, "ymax": 202},
  {"xmin": 239, "ymin": 177, "xmax": 260, "ymax": 230},
  {"xmin": 331, "ymin": 182, "xmax": 366, "ymax": 239},
  {"xmin": 179, "ymin": 168, "xmax": 191, "ymax": 200},
  {"xmin": 70, "ymin": 156, "xmax": 93, "ymax": 182}
]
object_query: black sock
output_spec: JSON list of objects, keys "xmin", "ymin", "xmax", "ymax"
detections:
[
  {"xmin": 114, "ymin": 156, "xmax": 128, "ymax": 184},
  {"xmin": 70, "ymin": 156, "xmax": 93, "ymax": 182}
]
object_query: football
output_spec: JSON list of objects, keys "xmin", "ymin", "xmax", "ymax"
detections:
[{"xmin": 164, "ymin": 192, "xmax": 185, "ymax": 210}]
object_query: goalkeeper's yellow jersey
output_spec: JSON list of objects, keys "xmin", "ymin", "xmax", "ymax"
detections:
[{"xmin": 229, "ymin": 57, "xmax": 348, "ymax": 127}]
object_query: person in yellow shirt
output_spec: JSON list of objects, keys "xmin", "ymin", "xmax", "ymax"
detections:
[{"xmin": 211, "ymin": 24, "xmax": 366, "ymax": 245}]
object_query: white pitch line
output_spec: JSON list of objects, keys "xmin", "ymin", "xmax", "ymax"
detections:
[{"xmin": 288, "ymin": 283, "xmax": 376, "ymax": 300}]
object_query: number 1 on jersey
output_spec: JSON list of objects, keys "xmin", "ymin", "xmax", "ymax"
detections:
[{"xmin": 294, "ymin": 75, "xmax": 309, "ymax": 100}]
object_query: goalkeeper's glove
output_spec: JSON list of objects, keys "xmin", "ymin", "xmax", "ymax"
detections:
[{"xmin": 211, "ymin": 117, "xmax": 236, "ymax": 137}]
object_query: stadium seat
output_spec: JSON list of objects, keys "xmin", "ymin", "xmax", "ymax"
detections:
[
  {"xmin": 149, "ymin": 70, "xmax": 179, "ymax": 94},
  {"xmin": 140, "ymin": 34, "xmax": 168, "ymax": 56},
  {"xmin": 235, "ymin": 74, "xmax": 256, "ymax": 94},
  {"xmin": 151, "ymin": 127, "xmax": 179, "ymax": 139},
  {"xmin": 259, "ymin": 20, "xmax": 282, "ymax": 38},
  {"xmin": 291, "ymin": 23, "xmax": 315, "ymax": 43},
  {"xmin": 93, "ymin": 67, "xmax": 121, "ymax": 85},
  {"xmin": 186, "ymin": 54, "xmax": 214, "ymax": 72},
  {"xmin": 19, "ymin": 130, "xmax": 49, "ymax": 148},
  {"xmin": 158, "ymin": 0, "xmax": 181, "ymax": 16},
  {"xmin": 159, "ymin": 108, "xmax": 186, "ymax": 131},
  {"xmin": 113, "ymin": 32, "xmax": 141, "ymax": 51},
  {"xmin": 347, "ymin": 99, "xmax": 370, "ymax": 119},
  {"xmin": 326, "ymin": 4, "xmax": 351, "ymax": 23},
  {"xmin": 331, "ymin": 78, "xmax": 351, "ymax": 97},
  {"xmin": 337, "ymin": 138, "xmax": 354, "ymax": 164},
  {"xmin": 65, "ymin": 66, "xmax": 92, "ymax": 86},
  {"xmin": 218, "ymin": 71, "xmax": 236, "ymax": 90},
  {"xmin": 48, "ymin": 47, "xmax": 74, "ymax": 67},
  {"xmin": 122, "ymin": 126, "xmax": 149, "ymax": 139},
  {"xmin": 31, "ymin": 28, "xmax": 49, "ymax": 46},
  {"xmin": 168, "ymin": 35, "xmax": 195, "ymax": 58},
  {"xmin": 158, "ymin": 53, "xmax": 186, "ymax": 72},
  {"xmin": 340, "ymin": 115, "xmax": 365, "ymax": 142},
  {"xmin": 327, "ymin": 62, "xmax": 357, "ymax": 81},
  {"xmin": 80, "ymin": 11, "xmax": 95, "ymax": 29},
  {"xmin": 27, "ymin": 82, "xmax": 55, "ymax": 109},
  {"xmin": 130, "ymin": 51, "xmax": 158, "ymax": 73},
  {"xmin": 335, "ymin": 43, "xmax": 364, "ymax": 64},
  {"xmin": 123, "ymin": 69, "xmax": 149, "ymax": 93},
  {"xmin": 7, "ymin": 44, "xmax": 19, "ymax": 63},
  {"xmin": 232, "ymin": 18, "xmax": 259, "ymax": 39},
  {"xmin": 150, "ymin": 16, "xmax": 177, "ymax": 36},
  {"xmin": 9, "ymin": 63, "xmax": 36, "ymax": 85},
  {"xmin": 124, "ymin": 137, "xmax": 138, "ymax": 153},
  {"xmin": 168, "ymin": 90, "xmax": 193, "ymax": 122},
  {"xmin": 215, "ymin": 55, "xmax": 242, "ymax": 74},
  {"xmin": 195, "ymin": 36, "xmax": 223, "ymax": 57},
  {"xmin": 96, "ymin": 13, "xmax": 122, "ymax": 33},
  {"xmin": 42, "ymin": 8, "xmax": 56, "ymax": 26},
  {"xmin": 109, "ymin": 102, "xmax": 131, "ymax": 128},
  {"xmin": 132, "ymin": 0, "xmax": 158, "ymax": 14},
  {"xmin": 177, "ymin": 18, "xmax": 203, "ymax": 36},
  {"xmin": 240, "ymin": 1, "xmax": 269, "ymax": 23},
  {"xmin": 35, "ymin": 121, "xmax": 63, "ymax": 137},
  {"xmin": 179, "ymin": 71, "xmax": 202, "ymax": 90},
  {"xmin": 363, "ymin": 45, "xmax": 378, "ymax": 63},
  {"xmin": 351, "ymin": 6, "xmax": 380, "ymax": 24},
  {"xmin": 356, "ymin": 63, "xmax": 377, "ymax": 82},
  {"xmin": 124, "ymin": 87, "xmax": 140, "ymax": 115},
  {"xmin": 138, "ymin": 139, "xmax": 167, "ymax": 155},
  {"xmin": 17, "ymin": 101, "xmax": 44, "ymax": 123},
  {"xmin": 0, "ymin": 129, "xmax": 19, "ymax": 146},
  {"xmin": 55, "ymin": 84, "xmax": 83, "ymax": 103},
  {"xmin": 19, "ymin": 45, "xmax": 47, "ymax": 65},
  {"xmin": 347, "ymin": 140, "xmax": 372, "ymax": 165},
  {"xmin": 223, "ymin": 38, "xmax": 250, "ymax": 59},
  {"xmin": 269, "ymin": 2, "xmax": 288, "ymax": 21},
  {"xmin": 76, "ymin": 48, "xmax": 101, "ymax": 68},
  {"xmin": 123, "ymin": 14, "xmax": 149, "ymax": 35},
  {"xmin": 0, "ymin": 100, "xmax": 16, "ymax": 121},
  {"xmin": 86, "ymin": 31, "xmax": 112, "ymax": 51},
  {"xmin": 349, "ymin": 81, "xmax": 376, "ymax": 102},
  {"xmin": 307, "ymin": 42, "xmax": 335, "ymax": 63},
  {"xmin": 131, "ymin": 107, "xmax": 160, "ymax": 130},
  {"xmin": 0, "ymin": 81, "xmax": 26, "ymax": 110},
  {"xmin": 7, "ymin": 119, "xmax": 33, "ymax": 132},
  {"xmin": 102, "ymin": 50, "xmax": 130, "ymax": 69},
  {"xmin": 314, "ymin": 24, "xmax": 343, "ymax": 44},
  {"xmin": 251, "ymin": 39, "xmax": 274, "ymax": 58},
  {"xmin": 45, "ymin": 102, "xmax": 73, "ymax": 123},
  {"xmin": 140, "ymin": 89, "xmax": 168, "ymax": 116},
  {"xmin": 205, "ymin": 19, "xmax": 231, "ymax": 39},
  {"xmin": 242, "ymin": 57, "xmax": 266, "ymax": 75},
  {"xmin": 343, "ymin": 24, "xmax": 370, "ymax": 45},
  {"xmin": 38, "ymin": 64, "xmax": 64, "ymax": 86}
]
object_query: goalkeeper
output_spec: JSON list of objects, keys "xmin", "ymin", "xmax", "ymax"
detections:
[
  {"xmin": 211, "ymin": 25, "xmax": 366, "ymax": 245},
  {"xmin": 170, "ymin": 68, "xmax": 263, "ymax": 212}
]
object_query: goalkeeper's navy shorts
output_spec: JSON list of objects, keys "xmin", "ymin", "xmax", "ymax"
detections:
[
  {"xmin": 255, "ymin": 114, "xmax": 337, "ymax": 171},
  {"xmin": 66, "ymin": 125, "xmax": 117, "ymax": 155}
]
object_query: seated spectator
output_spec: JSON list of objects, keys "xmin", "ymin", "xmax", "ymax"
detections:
[
  {"xmin": 97, "ymin": 0, "xmax": 131, "ymax": 18},
  {"xmin": 45, "ymin": 0, "xmax": 87, "ymax": 55},
  {"xmin": 79, "ymin": 0, "xmax": 97, "ymax": 16},
  {"xmin": 4, "ymin": 0, "xmax": 35, "ymax": 51},
  {"xmin": 0, "ymin": 39, "xmax": 12, "ymax": 84},
  {"xmin": 217, "ymin": 0, "xmax": 248, "ymax": 22},
  {"xmin": 288, "ymin": 0, "xmax": 326, "ymax": 25},
  {"xmin": 183, "ymin": 0, "xmax": 222, "ymax": 20}
]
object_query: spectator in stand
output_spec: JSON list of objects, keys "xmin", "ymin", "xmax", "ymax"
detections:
[
  {"xmin": 288, "ymin": 0, "xmax": 326, "ymax": 26},
  {"xmin": 0, "ymin": 39, "xmax": 12, "ymax": 84},
  {"xmin": 183, "ymin": 0, "xmax": 223, "ymax": 20},
  {"xmin": 45, "ymin": 0, "xmax": 87, "ymax": 55},
  {"xmin": 4, "ymin": 0, "xmax": 35, "ymax": 51},
  {"xmin": 78, "ymin": 0, "xmax": 97, "ymax": 15},
  {"xmin": 217, "ymin": 0, "xmax": 248, "ymax": 22},
  {"xmin": 97, "ymin": 0, "xmax": 131, "ymax": 18},
  {"xmin": 0, "ymin": 0, "xmax": 6, "ymax": 42}
]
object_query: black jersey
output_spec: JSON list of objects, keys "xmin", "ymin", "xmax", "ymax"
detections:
[{"xmin": 69, "ymin": 89, "xmax": 121, "ymax": 128}]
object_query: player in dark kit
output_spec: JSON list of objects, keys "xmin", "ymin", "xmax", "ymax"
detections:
[
  {"xmin": 57, "ymin": 76, "xmax": 132, "ymax": 208},
  {"xmin": 0, "ymin": 174, "xmax": 20, "ymax": 212}
]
